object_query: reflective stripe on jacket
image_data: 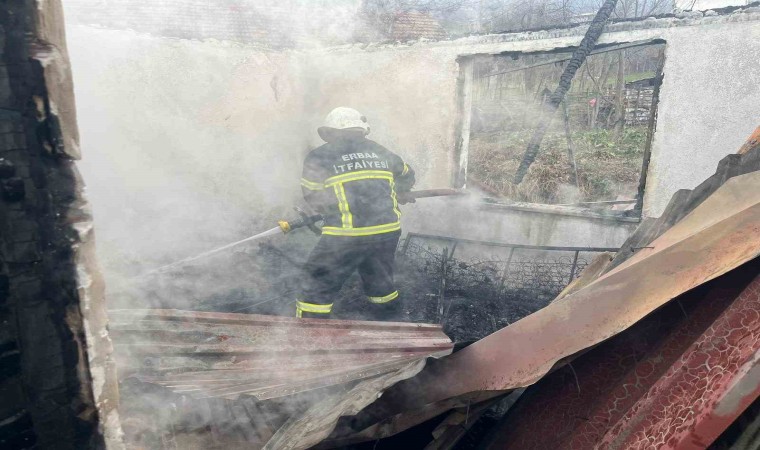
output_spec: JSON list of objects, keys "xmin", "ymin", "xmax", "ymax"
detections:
[{"xmin": 301, "ymin": 137, "xmax": 415, "ymax": 237}]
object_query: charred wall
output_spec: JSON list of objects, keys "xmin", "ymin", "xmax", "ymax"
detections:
[{"xmin": 0, "ymin": 1, "xmax": 121, "ymax": 449}]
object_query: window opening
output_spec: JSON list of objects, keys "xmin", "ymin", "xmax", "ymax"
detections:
[{"xmin": 463, "ymin": 41, "xmax": 665, "ymax": 216}]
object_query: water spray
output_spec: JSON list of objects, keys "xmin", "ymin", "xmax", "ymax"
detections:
[
  {"xmin": 133, "ymin": 208, "xmax": 322, "ymax": 279},
  {"xmin": 133, "ymin": 189, "xmax": 466, "ymax": 279}
]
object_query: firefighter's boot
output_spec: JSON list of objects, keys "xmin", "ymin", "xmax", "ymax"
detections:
[{"xmin": 369, "ymin": 297, "xmax": 404, "ymax": 322}]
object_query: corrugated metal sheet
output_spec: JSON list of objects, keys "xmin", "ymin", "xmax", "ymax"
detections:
[
  {"xmin": 114, "ymin": 132, "xmax": 760, "ymax": 450},
  {"xmin": 329, "ymin": 170, "xmax": 760, "ymax": 443},
  {"xmin": 481, "ymin": 261, "xmax": 760, "ymax": 450},
  {"xmin": 738, "ymin": 125, "xmax": 760, "ymax": 155},
  {"xmin": 109, "ymin": 309, "xmax": 453, "ymax": 401},
  {"xmin": 597, "ymin": 270, "xmax": 760, "ymax": 450}
]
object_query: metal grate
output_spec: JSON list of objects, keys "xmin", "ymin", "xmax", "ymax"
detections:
[{"xmin": 398, "ymin": 233, "xmax": 618, "ymax": 321}]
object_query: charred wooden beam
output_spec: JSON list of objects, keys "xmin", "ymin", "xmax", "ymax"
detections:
[
  {"xmin": 513, "ymin": 0, "xmax": 620, "ymax": 184},
  {"xmin": 0, "ymin": 1, "xmax": 122, "ymax": 448}
]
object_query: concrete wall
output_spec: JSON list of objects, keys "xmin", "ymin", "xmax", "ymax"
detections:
[
  {"xmin": 64, "ymin": 0, "xmax": 364, "ymax": 48},
  {"xmin": 66, "ymin": 8, "xmax": 760, "ymax": 286},
  {"xmin": 67, "ymin": 26, "xmax": 311, "ymax": 278},
  {"xmin": 300, "ymin": 10, "xmax": 760, "ymax": 220},
  {"xmin": 644, "ymin": 19, "xmax": 760, "ymax": 215},
  {"xmin": 289, "ymin": 9, "xmax": 760, "ymax": 248},
  {"xmin": 404, "ymin": 198, "xmax": 636, "ymax": 248},
  {"xmin": 294, "ymin": 44, "xmax": 462, "ymax": 190}
]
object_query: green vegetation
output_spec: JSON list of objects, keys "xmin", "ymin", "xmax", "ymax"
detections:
[
  {"xmin": 596, "ymin": 71, "xmax": 655, "ymax": 87},
  {"xmin": 469, "ymin": 126, "xmax": 647, "ymax": 204}
]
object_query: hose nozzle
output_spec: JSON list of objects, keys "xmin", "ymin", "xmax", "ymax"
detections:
[
  {"xmin": 278, "ymin": 220, "xmax": 292, "ymax": 234},
  {"xmin": 278, "ymin": 209, "xmax": 322, "ymax": 235}
]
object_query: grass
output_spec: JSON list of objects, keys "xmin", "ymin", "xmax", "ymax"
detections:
[
  {"xmin": 468, "ymin": 126, "xmax": 648, "ymax": 204},
  {"xmin": 600, "ymin": 71, "xmax": 656, "ymax": 87}
]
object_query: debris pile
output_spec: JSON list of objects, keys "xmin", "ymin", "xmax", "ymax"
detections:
[{"xmin": 111, "ymin": 310, "xmax": 452, "ymax": 449}]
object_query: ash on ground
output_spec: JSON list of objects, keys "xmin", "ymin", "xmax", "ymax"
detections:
[
  {"xmin": 115, "ymin": 231, "xmax": 592, "ymax": 449},
  {"xmin": 122, "ymin": 231, "xmax": 584, "ymax": 344}
]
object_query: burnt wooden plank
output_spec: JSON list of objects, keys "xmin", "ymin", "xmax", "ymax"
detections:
[{"xmin": 0, "ymin": 1, "xmax": 117, "ymax": 448}]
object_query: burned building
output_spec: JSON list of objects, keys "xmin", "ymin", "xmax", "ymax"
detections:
[{"xmin": 2, "ymin": 0, "xmax": 760, "ymax": 449}]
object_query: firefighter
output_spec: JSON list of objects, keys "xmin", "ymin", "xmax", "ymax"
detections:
[{"xmin": 296, "ymin": 107, "xmax": 415, "ymax": 320}]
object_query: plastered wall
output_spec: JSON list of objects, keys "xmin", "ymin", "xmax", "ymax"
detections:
[
  {"xmin": 66, "ymin": 9, "xmax": 760, "ymax": 281},
  {"xmin": 300, "ymin": 11, "xmax": 760, "ymax": 219},
  {"xmin": 67, "ymin": 26, "xmax": 312, "ymax": 276},
  {"xmin": 293, "ymin": 45, "xmax": 462, "ymax": 189},
  {"xmin": 292, "ymin": 10, "xmax": 760, "ymax": 246},
  {"xmin": 642, "ymin": 20, "xmax": 760, "ymax": 216}
]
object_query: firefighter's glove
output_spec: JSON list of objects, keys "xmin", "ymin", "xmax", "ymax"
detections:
[{"xmin": 397, "ymin": 192, "xmax": 415, "ymax": 205}]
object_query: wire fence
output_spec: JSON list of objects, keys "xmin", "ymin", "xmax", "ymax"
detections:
[
  {"xmin": 183, "ymin": 232, "xmax": 618, "ymax": 341},
  {"xmin": 397, "ymin": 233, "xmax": 618, "ymax": 327}
]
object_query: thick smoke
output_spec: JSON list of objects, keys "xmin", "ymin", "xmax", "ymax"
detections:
[
  {"xmin": 67, "ymin": 26, "xmax": 312, "ymax": 310},
  {"xmin": 62, "ymin": 1, "xmax": 658, "ymax": 447},
  {"xmin": 63, "ymin": 3, "xmax": 453, "ymax": 448}
]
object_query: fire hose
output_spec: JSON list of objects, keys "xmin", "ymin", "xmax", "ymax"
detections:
[
  {"xmin": 136, "ymin": 189, "xmax": 466, "ymax": 278},
  {"xmin": 277, "ymin": 188, "xmax": 465, "ymax": 234}
]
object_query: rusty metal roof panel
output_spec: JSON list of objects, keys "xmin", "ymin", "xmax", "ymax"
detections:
[
  {"xmin": 109, "ymin": 309, "xmax": 453, "ymax": 400},
  {"xmin": 479, "ymin": 262, "xmax": 760, "ymax": 450},
  {"xmin": 432, "ymin": 171, "xmax": 760, "ymax": 395},
  {"xmin": 335, "ymin": 170, "xmax": 760, "ymax": 441},
  {"xmin": 738, "ymin": 125, "xmax": 760, "ymax": 155}
]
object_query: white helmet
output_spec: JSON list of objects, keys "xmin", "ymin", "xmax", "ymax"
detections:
[{"xmin": 318, "ymin": 107, "xmax": 370, "ymax": 142}]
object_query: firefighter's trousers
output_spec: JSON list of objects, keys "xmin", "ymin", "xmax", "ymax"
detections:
[{"xmin": 296, "ymin": 230, "xmax": 402, "ymax": 320}]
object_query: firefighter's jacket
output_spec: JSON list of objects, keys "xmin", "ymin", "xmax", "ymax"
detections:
[{"xmin": 301, "ymin": 137, "xmax": 415, "ymax": 237}]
